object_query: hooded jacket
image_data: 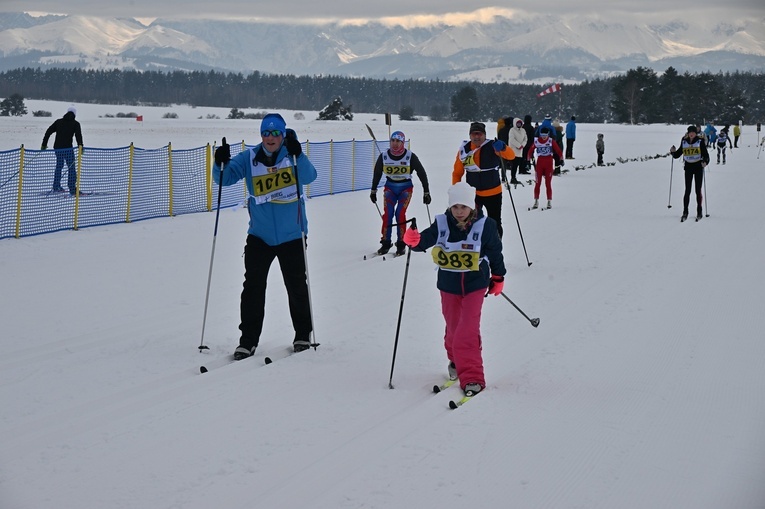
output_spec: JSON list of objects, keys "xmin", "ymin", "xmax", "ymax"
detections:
[
  {"xmin": 507, "ymin": 117, "xmax": 528, "ymax": 154},
  {"xmin": 42, "ymin": 111, "xmax": 83, "ymax": 149}
]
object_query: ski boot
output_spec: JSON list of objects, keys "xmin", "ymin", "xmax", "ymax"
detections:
[{"xmin": 377, "ymin": 239, "xmax": 392, "ymax": 255}]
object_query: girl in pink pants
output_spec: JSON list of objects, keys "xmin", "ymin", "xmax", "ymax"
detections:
[{"xmin": 403, "ymin": 182, "xmax": 506, "ymax": 396}]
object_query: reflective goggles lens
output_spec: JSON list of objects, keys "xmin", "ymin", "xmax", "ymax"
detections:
[{"xmin": 261, "ymin": 130, "xmax": 283, "ymax": 137}]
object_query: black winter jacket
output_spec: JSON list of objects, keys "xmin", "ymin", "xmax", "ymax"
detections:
[{"xmin": 43, "ymin": 111, "xmax": 83, "ymax": 149}]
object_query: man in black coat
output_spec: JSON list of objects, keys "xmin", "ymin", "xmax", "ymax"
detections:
[{"xmin": 42, "ymin": 106, "xmax": 84, "ymax": 195}]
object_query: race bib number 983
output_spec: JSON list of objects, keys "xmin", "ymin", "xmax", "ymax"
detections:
[{"xmin": 432, "ymin": 246, "xmax": 480, "ymax": 271}]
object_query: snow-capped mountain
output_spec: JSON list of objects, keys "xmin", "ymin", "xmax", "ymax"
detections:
[{"xmin": 0, "ymin": 11, "xmax": 763, "ymax": 81}]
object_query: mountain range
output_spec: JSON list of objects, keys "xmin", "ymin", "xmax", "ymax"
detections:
[{"xmin": 1, "ymin": 11, "xmax": 764, "ymax": 82}]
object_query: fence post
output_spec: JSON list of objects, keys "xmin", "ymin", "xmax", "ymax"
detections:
[
  {"xmin": 167, "ymin": 143, "xmax": 174, "ymax": 217},
  {"xmin": 73, "ymin": 145, "xmax": 83, "ymax": 230},
  {"xmin": 205, "ymin": 143, "xmax": 212, "ymax": 211},
  {"xmin": 126, "ymin": 143, "xmax": 134, "ymax": 223},
  {"xmin": 241, "ymin": 140, "xmax": 247, "ymax": 203},
  {"xmin": 351, "ymin": 138, "xmax": 356, "ymax": 191},
  {"xmin": 14, "ymin": 145, "xmax": 25, "ymax": 238},
  {"xmin": 329, "ymin": 139, "xmax": 334, "ymax": 195},
  {"xmin": 305, "ymin": 141, "xmax": 311, "ymax": 198}
]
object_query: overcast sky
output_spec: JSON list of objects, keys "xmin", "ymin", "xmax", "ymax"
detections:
[{"xmin": 2, "ymin": 1, "xmax": 763, "ymax": 25}]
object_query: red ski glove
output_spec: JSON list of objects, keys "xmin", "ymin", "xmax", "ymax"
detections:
[
  {"xmin": 403, "ymin": 227, "xmax": 421, "ymax": 247},
  {"xmin": 487, "ymin": 275, "xmax": 504, "ymax": 296}
]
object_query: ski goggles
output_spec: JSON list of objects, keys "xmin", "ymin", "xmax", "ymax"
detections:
[{"xmin": 261, "ymin": 129, "xmax": 284, "ymax": 137}]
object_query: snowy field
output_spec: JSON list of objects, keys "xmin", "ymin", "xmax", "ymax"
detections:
[{"xmin": 2, "ymin": 100, "xmax": 765, "ymax": 509}]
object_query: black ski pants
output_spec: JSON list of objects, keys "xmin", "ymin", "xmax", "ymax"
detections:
[
  {"xmin": 683, "ymin": 165, "xmax": 704, "ymax": 215},
  {"xmin": 475, "ymin": 192, "xmax": 503, "ymax": 238},
  {"xmin": 239, "ymin": 235, "xmax": 312, "ymax": 349}
]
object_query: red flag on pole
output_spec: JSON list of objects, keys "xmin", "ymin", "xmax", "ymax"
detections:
[
  {"xmin": 136, "ymin": 115, "xmax": 143, "ymax": 122},
  {"xmin": 537, "ymin": 83, "xmax": 562, "ymax": 98}
]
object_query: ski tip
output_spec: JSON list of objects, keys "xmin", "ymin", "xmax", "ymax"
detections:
[
  {"xmin": 433, "ymin": 385, "xmax": 441, "ymax": 393},
  {"xmin": 200, "ymin": 366, "xmax": 208, "ymax": 373},
  {"xmin": 264, "ymin": 357, "xmax": 272, "ymax": 365},
  {"xmin": 363, "ymin": 255, "xmax": 367, "ymax": 260},
  {"xmin": 449, "ymin": 400, "xmax": 459, "ymax": 409}
]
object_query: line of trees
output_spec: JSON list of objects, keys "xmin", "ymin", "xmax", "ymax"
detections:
[{"xmin": 1, "ymin": 66, "xmax": 763, "ymax": 124}]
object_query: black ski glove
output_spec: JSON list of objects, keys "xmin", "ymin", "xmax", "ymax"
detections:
[
  {"xmin": 285, "ymin": 128, "xmax": 302, "ymax": 157},
  {"xmin": 423, "ymin": 192, "xmax": 431, "ymax": 205},
  {"xmin": 370, "ymin": 190, "xmax": 377, "ymax": 203},
  {"xmin": 214, "ymin": 138, "xmax": 230, "ymax": 166}
]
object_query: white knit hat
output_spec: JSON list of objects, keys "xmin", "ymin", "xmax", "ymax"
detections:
[
  {"xmin": 67, "ymin": 106, "xmax": 77, "ymax": 116},
  {"xmin": 448, "ymin": 182, "xmax": 475, "ymax": 208}
]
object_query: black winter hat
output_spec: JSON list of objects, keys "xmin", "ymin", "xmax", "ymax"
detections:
[
  {"xmin": 469, "ymin": 122, "xmax": 486, "ymax": 134},
  {"xmin": 687, "ymin": 125, "xmax": 698, "ymax": 133}
]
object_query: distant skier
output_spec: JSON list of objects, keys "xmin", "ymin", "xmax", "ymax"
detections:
[
  {"xmin": 704, "ymin": 122, "xmax": 717, "ymax": 147},
  {"xmin": 670, "ymin": 125, "xmax": 710, "ymax": 222},
  {"xmin": 715, "ymin": 128, "xmax": 732, "ymax": 164},
  {"xmin": 41, "ymin": 106, "xmax": 84, "ymax": 195},
  {"xmin": 370, "ymin": 130, "xmax": 431, "ymax": 256},
  {"xmin": 527, "ymin": 126, "xmax": 564, "ymax": 210}
]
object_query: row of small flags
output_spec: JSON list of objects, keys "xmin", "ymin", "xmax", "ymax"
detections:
[{"xmin": 537, "ymin": 83, "xmax": 562, "ymax": 98}]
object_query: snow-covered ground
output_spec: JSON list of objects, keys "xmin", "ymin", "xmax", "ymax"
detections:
[{"xmin": 2, "ymin": 100, "xmax": 765, "ymax": 509}]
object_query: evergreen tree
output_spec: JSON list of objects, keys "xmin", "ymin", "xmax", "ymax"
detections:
[
  {"xmin": 399, "ymin": 105, "xmax": 416, "ymax": 121},
  {"xmin": 451, "ymin": 86, "xmax": 480, "ymax": 122},
  {"xmin": 0, "ymin": 93, "xmax": 27, "ymax": 116},
  {"xmin": 610, "ymin": 67, "xmax": 658, "ymax": 124}
]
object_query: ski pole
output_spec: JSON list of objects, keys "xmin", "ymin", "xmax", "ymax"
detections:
[
  {"xmin": 366, "ymin": 124, "xmax": 386, "ymax": 220},
  {"xmin": 292, "ymin": 149, "xmax": 319, "ymax": 350},
  {"xmin": 388, "ymin": 217, "xmax": 416, "ymax": 389},
  {"xmin": 498, "ymin": 291, "xmax": 540, "ymax": 328},
  {"xmin": 703, "ymin": 165, "xmax": 710, "ymax": 217},
  {"xmin": 667, "ymin": 156, "xmax": 674, "ymax": 208},
  {"xmin": 365, "ymin": 123, "xmax": 386, "ymax": 157},
  {"xmin": 199, "ymin": 138, "xmax": 227, "ymax": 352},
  {"xmin": 499, "ymin": 157, "xmax": 532, "ymax": 266}
]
